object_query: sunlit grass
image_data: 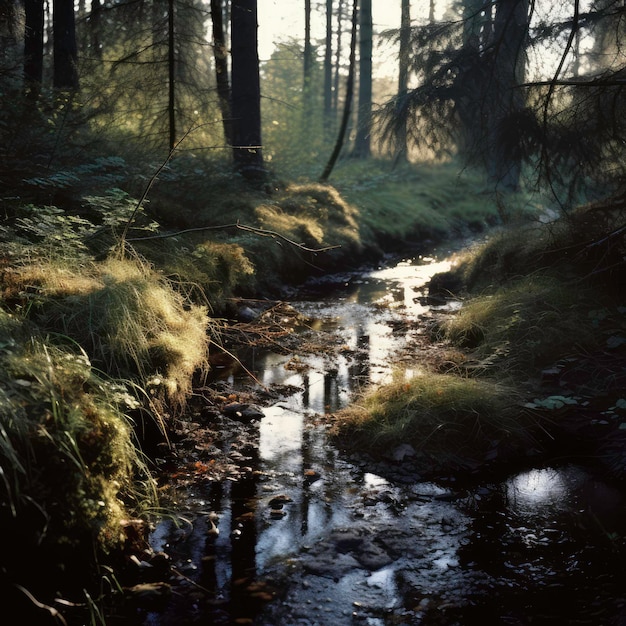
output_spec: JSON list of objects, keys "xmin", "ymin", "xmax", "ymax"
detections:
[
  {"xmin": 0, "ymin": 307, "xmax": 157, "ymax": 567},
  {"xmin": 330, "ymin": 369, "xmax": 534, "ymax": 471},
  {"xmin": 5, "ymin": 253, "xmax": 211, "ymax": 410},
  {"xmin": 333, "ymin": 159, "xmax": 521, "ymax": 242},
  {"xmin": 442, "ymin": 276, "xmax": 600, "ymax": 374}
]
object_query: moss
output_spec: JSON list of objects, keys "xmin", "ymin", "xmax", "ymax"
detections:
[
  {"xmin": 330, "ymin": 369, "xmax": 534, "ymax": 473},
  {"xmin": 0, "ymin": 309, "xmax": 156, "ymax": 603}
]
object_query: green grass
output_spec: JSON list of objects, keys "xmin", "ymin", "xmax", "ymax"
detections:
[
  {"xmin": 442, "ymin": 275, "xmax": 602, "ymax": 374},
  {"xmin": 0, "ymin": 308, "xmax": 158, "ymax": 601},
  {"xmin": 330, "ymin": 369, "xmax": 535, "ymax": 473},
  {"xmin": 333, "ymin": 159, "xmax": 521, "ymax": 242},
  {"xmin": 4, "ymin": 252, "xmax": 212, "ymax": 411}
]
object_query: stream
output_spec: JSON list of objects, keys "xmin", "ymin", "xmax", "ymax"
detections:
[{"xmin": 143, "ymin": 248, "xmax": 626, "ymax": 626}]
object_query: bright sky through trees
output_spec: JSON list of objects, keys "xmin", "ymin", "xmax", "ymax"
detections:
[
  {"xmin": 257, "ymin": 0, "xmax": 404, "ymax": 72},
  {"xmin": 256, "ymin": 1, "xmax": 597, "ymax": 85}
]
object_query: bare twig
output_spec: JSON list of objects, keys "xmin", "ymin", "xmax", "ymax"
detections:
[{"xmin": 127, "ymin": 220, "xmax": 341, "ymax": 254}]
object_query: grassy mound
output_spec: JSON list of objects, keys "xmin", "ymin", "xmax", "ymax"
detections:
[
  {"xmin": 0, "ymin": 308, "xmax": 157, "ymax": 612},
  {"xmin": 3, "ymin": 253, "xmax": 211, "ymax": 411},
  {"xmin": 330, "ymin": 370, "xmax": 537, "ymax": 474},
  {"xmin": 330, "ymin": 198, "xmax": 626, "ymax": 478}
]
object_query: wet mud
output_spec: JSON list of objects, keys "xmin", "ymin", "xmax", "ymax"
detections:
[{"xmin": 140, "ymin": 249, "xmax": 626, "ymax": 626}]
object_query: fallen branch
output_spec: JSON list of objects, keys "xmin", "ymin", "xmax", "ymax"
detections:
[{"xmin": 126, "ymin": 220, "xmax": 341, "ymax": 254}]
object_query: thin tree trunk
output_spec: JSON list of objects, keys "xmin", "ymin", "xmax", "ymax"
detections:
[
  {"xmin": 90, "ymin": 0, "xmax": 101, "ymax": 59},
  {"xmin": 323, "ymin": 0, "xmax": 333, "ymax": 138},
  {"xmin": 168, "ymin": 0, "xmax": 176, "ymax": 150},
  {"xmin": 351, "ymin": 0, "xmax": 372, "ymax": 158},
  {"xmin": 395, "ymin": 0, "xmax": 410, "ymax": 164},
  {"xmin": 303, "ymin": 0, "xmax": 313, "ymax": 129},
  {"xmin": 320, "ymin": 0, "xmax": 358, "ymax": 181},
  {"xmin": 332, "ymin": 0, "xmax": 343, "ymax": 115},
  {"xmin": 24, "ymin": 0, "xmax": 44, "ymax": 96},
  {"xmin": 211, "ymin": 0, "xmax": 232, "ymax": 146}
]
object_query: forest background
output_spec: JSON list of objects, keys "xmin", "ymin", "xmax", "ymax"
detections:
[{"xmin": 1, "ymin": 0, "xmax": 625, "ymax": 623}]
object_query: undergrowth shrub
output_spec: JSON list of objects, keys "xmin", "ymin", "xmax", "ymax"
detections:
[
  {"xmin": 0, "ymin": 308, "xmax": 156, "ymax": 601},
  {"xmin": 3, "ymin": 253, "xmax": 211, "ymax": 411}
]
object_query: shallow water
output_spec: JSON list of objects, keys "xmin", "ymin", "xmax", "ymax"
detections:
[{"xmin": 145, "ymin": 250, "xmax": 626, "ymax": 625}]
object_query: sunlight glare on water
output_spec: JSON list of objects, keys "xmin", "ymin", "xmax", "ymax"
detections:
[
  {"xmin": 505, "ymin": 468, "xmax": 569, "ymax": 516},
  {"xmin": 370, "ymin": 257, "xmax": 452, "ymax": 315}
]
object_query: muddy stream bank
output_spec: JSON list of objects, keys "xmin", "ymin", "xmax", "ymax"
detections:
[{"xmin": 139, "ymin": 247, "xmax": 626, "ymax": 626}]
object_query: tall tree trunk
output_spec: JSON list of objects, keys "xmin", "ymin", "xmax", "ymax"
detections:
[
  {"xmin": 302, "ymin": 0, "xmax": 313, "ymax": 130},
  {"xmin": 487, "ymin": 0, "xmax": 529, "ymax": 191},
  {"xmin": 320, "ymin": 0, "xmax": 358, "ymax": 181},
  {"xmin": 231, "ymin": 0, "xmax": 265, "ymax": 181},
  {"xmin": 167, "ymin": 0, "xmax": 175, "ymax": 150},
  {"xmin": 211, "ymin": 0, "xmax": 232, "ymax": 146},
  {"xmin": 303, "ymin": 0, "xmax": 312, "ymax": 87},
  {"xmin": 332, "ymin": 0, "xmax": 343, "ymax": 115},
  {"xmin": 24, "ymin": 0, "xmax": 44, "ymax": 96},
  {"xmin": 395, "ymin": 0, "xmax": 410, "ymax": 164},
  {"xmin": 53, "ymin": 0, "xmax": 79, "ymax": 90},
  {"xmin": 90, "ymin": 0, "xmax": 102, "ymax": 59},
  {"xmin": 1, "ymin": 0, "xmax": 20, "ymax": 69},
  {"xmin": 351, "ymin": 0, "xmax": 371, "ymax": 158},
  {"xmin": 323, "ymin": 0, "xmax": 333, "ymax": 138},
  {"xmin": 456, "ymin": 0, "xmax": 493, "ymax": 166}
]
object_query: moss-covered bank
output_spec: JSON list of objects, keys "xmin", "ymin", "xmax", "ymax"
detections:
[
  {"xmin": 330, "ymin": 196, "xmax": 626, "ymax": 483},
  {"xmin": 0, "ymin": 156, "xmax": 506, "ymax": 623}
]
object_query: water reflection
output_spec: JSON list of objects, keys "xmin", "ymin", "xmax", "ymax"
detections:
[
  {"xmin": 147, "ymin": 251, "xmax": 626, "ymax": 626},
  {"xmin": 506, "ymin": 467, "xmax": 569, "ymax": 516}
]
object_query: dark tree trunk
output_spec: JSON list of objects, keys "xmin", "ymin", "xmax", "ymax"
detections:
[
  {"xmin": 53, "ymin": 0, "xmax": 79, "ymax": 90},
  {"xmin": 351, "ymin": 0, "xmax": 371, "ymax": 158},
  {"xmin": 320, "ymin": 0, "xmax": 358, "ymax": 181},
  {"xmin": 304, "ymin": 0, "xmax": 312, "ymax": 88},
  {"xmin": 231, "ymin": 0, "xmax": 265, "ymax": 181},
  {"xmin": 90, "ymin": 0, "xmax": 102, "ymax": 59},
  {"xmin": 211, "ymin": 0, "xmax": 232, "ymax": 146},
  {"xmin": 323, "ymin": 0, "xmax": 333, "ymax": 138},
  {"xmin": 24, "ymin": 0, "xmax": 44, "ymax": 95},
  {"xmin": 1, "ymin": 0, "xmax": 20, "ymax": 66},
  {"xmin": 395, "ymin": 0, "xmax": 410, "ymax": 163},
  {"xmin": 487, "ymin": 0, "xmax": 529, "ymax": 191}
]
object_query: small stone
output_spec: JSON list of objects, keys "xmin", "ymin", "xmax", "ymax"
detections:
[{"xmin": 391, "ymin": 443, "xmax": 417, "ymax": 462}]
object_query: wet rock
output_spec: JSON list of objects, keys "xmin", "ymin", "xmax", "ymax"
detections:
[
  {"xmin": 390, "ymin": 443, "xmax": 417, "ymax": 462},
  {"xmin": 124, "ymin": 582, "xmax": 171, "ymax": 609},
  {"xmin": 304, "ymin": 468, "xmax": 321, "ymax": 484},
  {"xmin": 269, "ymin": 494, "xmax": 293, "ymax": 508},
  {"xmin": 238, "ymin": 305, "xmax": 260, "ymax": 322},
  {"xmin": 223, "ymin": 402, "xmax": 265, "ymax": 422},
  {"xmin": 355, "ymin": 541, "xmax": 394, "ymax": 571},
  {"xmin": 301, "ymin": 550, "xmax": 361, "ymax": 578}
]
